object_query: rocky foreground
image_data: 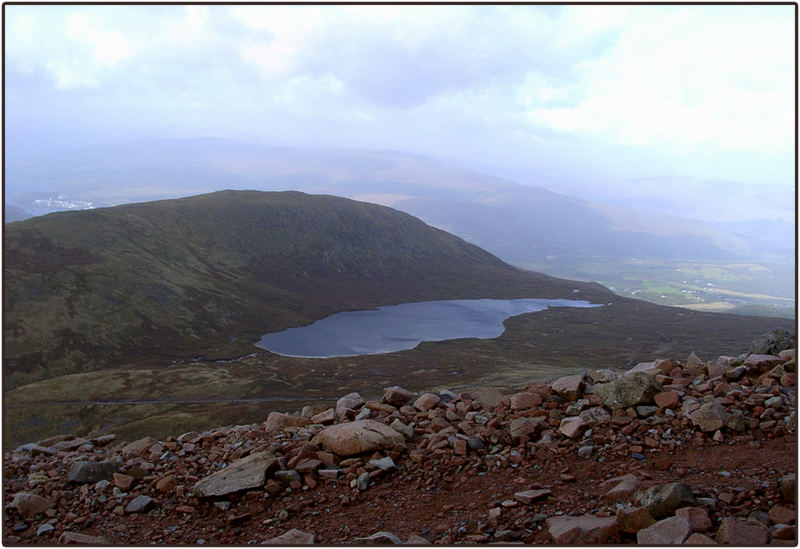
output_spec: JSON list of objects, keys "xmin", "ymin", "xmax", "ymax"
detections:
[{"xmin": 4, "ymin": 346, "xmax": 797, "ymax": 545}]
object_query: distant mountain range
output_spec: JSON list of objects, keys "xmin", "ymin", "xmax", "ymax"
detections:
[
  {"xmin": 3, "ymin": 190, "xmax": 613, "ymax": 388},
  {"xmin": 7, "ymin": 138, "xmax": 784, "ymax": 261}
]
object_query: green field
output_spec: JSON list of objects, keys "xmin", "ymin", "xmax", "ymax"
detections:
[{"xmin": 519, "ymin": 258, "xmax": 795, "ymax": 319}]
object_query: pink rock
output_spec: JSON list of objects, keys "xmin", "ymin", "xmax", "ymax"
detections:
[
  {"xmin": 312, "ymin": 420, "xmax": 405, "ymax": 456},
  {"xmin": 600, "ymin": 474, "xmax": 640, "ymax": 502},
  {"xmin": 413, "ymin": 393, "xmax": 441, "ymax": 412},
  {"xmin": 559, "ymin": 416, "xmax": 588, "ymax": 439},
  {"xmin": 11, "ymin": 493, "xmax": 52, "ymax": 518},
  {"xmin": 551, "ymin": 374, "xmax": 585, "ymax": 402},
  {"xmin": 264, "ymin": 528, "xmax": 314, "ymax": 545},
  {"xmin": 654, "ymin": 390, "xmax": 680, "ymax": 409},
  {"xmin": 514, "ymin": 489, "xmax": 552, "ymax": 504},
  {"xmin": 685, "ymin": 352, "xmax": 705, "ymax": 376},
  {"xmin": 769, "ymin": 505, "xmax": 796, "ymax": 525},
  {"xmin": 509, "ymin": 417, "xmax": 547, "ymax": 443},
  {"xmin": 685, "ymin": 532, "xmax": 716, "ymax": 544},
  {"xmin": 546, "ymin": 514, "xmax": 619, "ymax": 544},
  {"xmin": 637, "ymin": 516, "xmax": 691, "ymax": 544},
  {"xmin": 510, "ymin": 392, "xmax": 542, "ymax": 410},
  {"xmin": 715, "ymin": 518, "xmax": 769, "ymax": 545},
  {"xmin": 335, "ymin": 392, "xmax": 364, "ymax": 419},
  {"xmin": 382, "ymin": 386, "xmax": 415, "ymax": 406},
  {"xmin": 690, "ymin": 401, "xmax": 729, "ymax": 432},
  {"xmin": 264, "ymin": 412, "xmax": 311, "ymax": 433},
  {"xmin": 676, "ymin": 507, "xmax": 713, "ymax": 532}
]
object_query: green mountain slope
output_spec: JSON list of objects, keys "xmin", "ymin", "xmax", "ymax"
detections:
[{"xmin": 3, "ymin": 190, "xmax": 612, "ymax": 387}]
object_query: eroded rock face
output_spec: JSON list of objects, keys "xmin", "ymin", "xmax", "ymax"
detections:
[
  {"xmin": 595, "ymin": 373, "xmax": 663, "ymax": 410},
  {"xmin": 194, "ymin": 451, "xmax": 278, "ymax": 497},
  {"xmin": 635, "ymin": 483, "xmax": 696, "ymax": 519},
  {"xmin": 312, "ymin": 420, "xmax": 405, "ymax": 456}
]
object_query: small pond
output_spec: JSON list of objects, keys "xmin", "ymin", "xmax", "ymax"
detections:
[{"xmin": 256, "ymin": 298, "xmax": 601, "ymax": 358}]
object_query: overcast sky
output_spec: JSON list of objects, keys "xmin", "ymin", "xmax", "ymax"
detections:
[{"xmin": 5, "ymin": 4, "xmax": 795, "ymax": 187}]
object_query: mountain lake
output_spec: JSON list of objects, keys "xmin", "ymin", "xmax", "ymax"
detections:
[{"xmin": 256, "ymin": 298, "xmax": 602, "ymax": 358}]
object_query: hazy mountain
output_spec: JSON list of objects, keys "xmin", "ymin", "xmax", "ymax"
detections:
[
  {"xmin": 4, "ymin": 190, "xmax": 613, "ymax": 388},
  {"xmin": 4, "ymin": 205, "xmax": 34, "ymax": 223},
  {"xmin": 5, "ymin": 138, "xmax": 764, "ymax": 261}
]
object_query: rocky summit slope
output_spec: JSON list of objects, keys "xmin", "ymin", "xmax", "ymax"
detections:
[{"xmin": 4, "ymin": 345, "xmax": 797, "ymax": 545}]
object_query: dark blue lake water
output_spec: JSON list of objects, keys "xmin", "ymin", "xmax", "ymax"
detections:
[{"xmin": 256, "ymin": 298, "xmax": 601, "ymax": 358}]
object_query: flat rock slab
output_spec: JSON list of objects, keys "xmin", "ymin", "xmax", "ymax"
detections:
[
  {"xmin": 637, "ymin": 516, "xmax": 691, "ymax": 544},
  {"xmin": 546, "ymin": 514, "xmax": 619, "ymax": 544},
  {"xmin": 194, "ymin": 451, "xmax": 278, "ymax": 497},
  {"xmin": 264, "ymin": 528, "xmax": 315, "ymax": 545},
  {"xmin": 514, "ymin": 489, "xmax": 552, "ymax": 504},
  {"xmin": 312, "ymin": 420, "xmax": 405, "ymax": 456}
]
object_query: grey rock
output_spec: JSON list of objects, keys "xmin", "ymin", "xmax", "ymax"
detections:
[
  {"xmin": 389, "ymin": 419, "xmax": 414, "ymax": 440},
  {"xmin": 194, "ymin": 451, "xmax": 278, "ymax": 497},
  {"xmin": 355, "ymin": 407, "xmax": 371, "ymax": 421},
  {"xmin": 274, "ymin": 469, "xmax": 302, "ymax": 485},
  {"xmin": 124, "ymin": 494, "xmax": 154, "ymax": 513},
  {"xmin": 357, "ymin": 472, "xmax": 370, "ymax": 491},
  {"xmin": 68, "ymin": 461, "xmax": 114, "ymax": 484},
  {"xmin": 35, "ymin": 523, "xmax": 55, "ymax": 536},
  {"xmin": 748, "ymin": 329, "xmax": 795, "ymax": 356},
  {"xmin": 579, "ymin": 406, "xmax": 611, "ymax": 425},
  {"xmin": 369, "ymin": 456, "xmax": 396, "ymax": 472},
  {"xmin": 635, "ymin": 405, "xmax": 659, "ymax": 418}
]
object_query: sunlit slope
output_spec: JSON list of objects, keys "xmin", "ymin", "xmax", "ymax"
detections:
[{"xmin": 3, "ymin": 190, "xmax": 612, "ymax": 387}]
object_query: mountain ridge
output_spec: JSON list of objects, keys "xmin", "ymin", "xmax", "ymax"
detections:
[{"xmin": 3, "ymin": 190, "xmax": 612, "ymax": 388}]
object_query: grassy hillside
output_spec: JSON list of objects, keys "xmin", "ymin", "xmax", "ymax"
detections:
[{"xmin": 3, "ymin": 190, "xmax": 611, "ymax": 388}]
